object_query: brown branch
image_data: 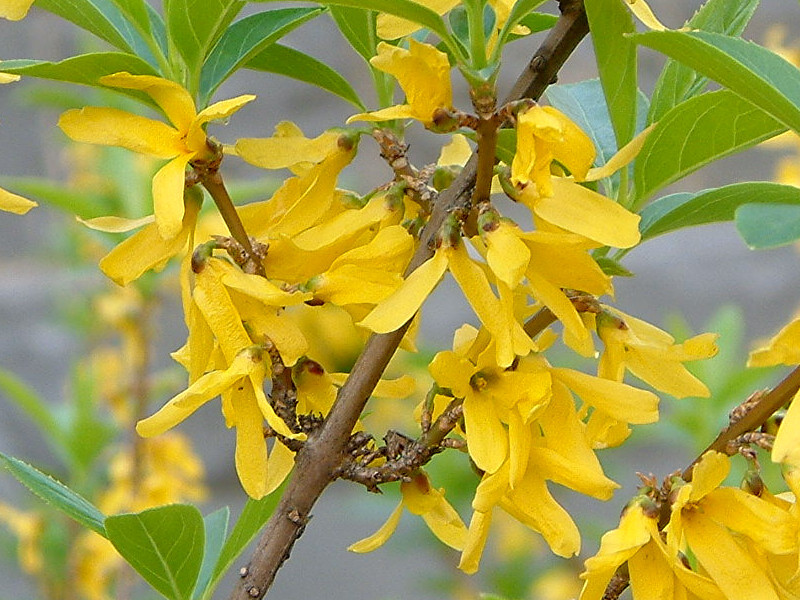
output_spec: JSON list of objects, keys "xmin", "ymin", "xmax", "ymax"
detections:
[{"xmin": 227, "ymin": 4, "xmax": 590, "ymax": 599}]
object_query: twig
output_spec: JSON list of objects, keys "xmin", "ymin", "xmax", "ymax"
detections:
[{"xmin": 227, "ymin": 4, "xmax": 590, "ymax": 598}]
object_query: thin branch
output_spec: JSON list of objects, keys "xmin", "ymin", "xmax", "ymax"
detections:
[{"xmin": 227, "ymin": 4, "xmax": 590, "ymax": 598}]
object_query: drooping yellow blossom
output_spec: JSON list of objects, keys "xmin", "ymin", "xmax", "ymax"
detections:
[
  {"xmin": 0, "ymin": 0, "xmax": 33, "ymax": 20},
  {"xmin": 349, "ymin": 471, "xmax": 468, "ymax": 553},
  {"xmin": 597, "ymin": 308, "xmax": 719, "ymax": 398},
  {"xmin": 748, "ymin": 313, "xmax": 800, "ymax": 367},
  {"xmin": 59, "ymin": 72, "xmax": 255, "ymax": 239},
  {"xmin": 667, "ymin": 452, "xmax": 797, "ymax": 600},
  {"xmin": 376, "ymin": 0, "xmax": 520, "ymax": 39},
  {"xmin": 579, "ymin": 499, "xmax": 724, "ymax": 600},
  {"xmin": 347, "ymin": 40, "xmax": 453, "ymax": 127},
  {"xmin": 510, "ymin": 105, "xmax": 640, "ymax": 248}
]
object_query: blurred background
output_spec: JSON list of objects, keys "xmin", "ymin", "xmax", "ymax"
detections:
[{"xmin": 1, "ymin": 1, "xmax": 800, "ymax": 598}]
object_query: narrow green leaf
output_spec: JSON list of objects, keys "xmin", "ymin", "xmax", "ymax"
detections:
[
  {"xmin": 636, "ymin": 30, "xmax": 800, "ymax": 134},
  {"xmin": 252, "ymin": 0, "xmax": 455, "ymax": 56},
  {"xmin": 34, "ymin": 0, "xmax": 154, "ymax": 62},
  {"xmin": 736, "ymin": 203, "xmax": 800, "ymax": 249},
  {"xmin": 329, "ymin": 5, "xmax": 378, "ymax": 63},
  {"xmin": 495, "ymin": 0, "xmax": 547, "ymax": 50},
  {"xmin": 585, "ymin": 0, "xmax": 637, "ymax": 147},
  {"xmin": 193, "ymin": 507, "xmax": 229, "ymax": 600},
  {"xmin": 639, "ymin": 182, "xmax": 800, "ymax": 241},
  {"xmin": 648, "ymin": 0, "xmax": 759, "ymax": 123},
  {"xmin": 0, "ymin": 53, "xmax": 158, "ymax": 88},
  {"xmin": 203, "ymin": 482, "xmax": 285, "ymax": 599},
  {"xmin": 110, "ymin": 0, "xmax": 151, "ymax": 35},
  {"xmin": 106, "ymin": 505, "xmax": 205, "ymax": 600},
  {"xmin": 633, "ymin": 89, "xmax": 785, "ymax": 204},
  {"xmin": 199, "ymin": 7, "xmax": 324, "ymax": 103},
  {"xmin": 0, "ymin": 453, "xmax": 106, "ymax": 536},
  {"xmin": 245, "ymin": 44, "xmax": 365, "ymax": 110},
  {"xmin": 595, "ymin": 256, "xmax": 634, "ymax": 277},
  {"xmin": 165, "ymin": 0, "xmax": 244, "ymax": 86}
]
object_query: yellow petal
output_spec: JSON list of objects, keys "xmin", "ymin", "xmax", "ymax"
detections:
[
  {"xmin": 526, "ymin": 270, "xmax": 588, "ymax": 351},
  {"xmin": 463, "ymin": 392, "xmax": 508, "ymax": 474},
  {"xmin": 483, "ymin": 221, "xmax": 530, "ymax": 288},
  {"xmin": 689, "ymin": 451, "xmax": 729, "ymax": 502},
  {"xmin": 348, "ymin": 502, "xmax": 404, "ymax": 553},
  {"xmin": 59, "ymin": 107, "xmax": 184, "ymax": 158},
  {"xmin": 264, "ymin": 440, "xmax": 295, "ymax": 496},
  {"xmin": 583, "ymin": 505, "xmax": 652, "ymax": 574},
  {"xmin": 438, "ymin": 133, "xmax": 472, "ymax": 166},
  {"xmin": 330, "ymin": 225, "xmax": 414, "ymax": 273},
  {"xmin": 187, "ymin": 94, "xmax": 256, "ymax": 153},
  {"xmin": 543, "ymin": 106, "xmax": 596, "ymax": 180},
  {"xmin": 0, "ymin": 187, "xmax": 36, "ymax": 214},
  {"xmin": 136, "ymin": 352, "xmax": 253, "ymax": 437},
  {"xmin": 293, "ymin": 195, "xmax": 394, "ymax": 252},
  {"xmin": 359, "ymin": 249, "xmax": 448, "ymax": 333},
  {"xmin": 628, "ymin": 539, "xmax": 675, "ymax": 600},
  {"xmin": 235, "ymin": 127, "xmax": 341, "ymax": 170},
  {"xmin": 152, "ymin": 153, "xmax": 194, "ymax": 240},
  {"xmin": 376, "ymin": 0, "xmax": 459, "ymax": 38},
  {"xmin": 585, "ymin": 124, "xmax": 656, "ymax": 181},
  {"xmin": 0, "ymin": 0, "xmax": 33, "ymax": 20},
  {"xmin": 683, "ymin": 512, "xmax": 779, "ymax": 600},
  {"xmin": 625, "ymin": 0, "xmax": 668, "ymax": 31},
  {"xmin": 99, "ymin": 72, "xmax": 197, "ymax": 132},
  {"xmin": 0, "ymin": 72, "xmax": 21, "ymax": 83},
  {"xmin": 625, "ymin": 346, "xmax": 712, "ymax": 399},
  {"xmin": 312, "ymin": 264, "xmax": 402, "ymax": 306},
  {"xmin": 458, "ymin": 509, "xmax": 492, "ymax": 574},
  {"xmin": 230, "ymin": 382, "xmax": 270, "ymax": 499},
  {"xmin": 428, "ymin": 350, "xmax": 473, "ymax": 398},
  {"xmin": 346, "ymin": 104, "xmax": 419, "ymax": 124},
  {"xmin": 773, "ymin": 390, "xmax": 800, "ymax": 463},
  {"xmin": 217, "ymin": 260, "xmax": 310, "ymax": 306},
  {"xmin": 551, "ymin": 368, "xmax": 659, "ymax": 424},
  {"xmin": 749, "ymin": 317, "xmax": 800, "ymax": 367},
  {"xmin": 248, "ymin": 367, "xmax": 305, "ymax": 440},
  {"xmin": 78, "ymin": 214, "xmax": 154, "ymax": 232},
  {"xmin": 535, "ymin": 179, "xmax": 641, "ymax": 248},
  {"xmin": 371, "ymin": 375, "xmax": 416, "ymax": 398}
]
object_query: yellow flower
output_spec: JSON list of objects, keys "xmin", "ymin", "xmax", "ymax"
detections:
[
  {"xmin": 597, "ymin": 308, "xmax": 718, "ymax": 398},
  {"xmin": 667, "ymin": 452, "xmax": 797, "ymax": 600},
  {"xmin": 349, "ymin": 471, "xmax": 467, "ymax": 553},
  {"xmin": 0, "ymin": 502, "xmax": 43, "ymax": 575},
  {"xmin": 347, "ymin": 40, "xmax": 453, "ymax": 127},
  {"xmin": 376, "ymin": 0, "xmax": 520, "ymax": 39},
  {"xmin": 59, "ymin": 73, "xmax": 255, "ymax": 239},
  {"xmin": 0, "ymin": 0, "xmax": 33, "ymax": 20}
]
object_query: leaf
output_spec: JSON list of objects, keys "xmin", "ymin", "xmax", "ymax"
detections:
[
  {"xmin": 648, "ymin": 0, "xmax": 759, "ymax": 123},
  {"xmin": 585, "ymin": 0, "xmax": 637, "ymax": 147},
  {"xmin": 636, "ymin": 30, "xmax": 800, "ymax": 135},
  {"xmin": 0, "ymin": 453, "xmax": 106, "ymax": 536},
  {"xmin": 329, "ymin": 5, "xmax": 378, "ymax": 63},
  {"xmin": 35, "ymin": 0, "xmax": 155, "ymax": 62},
  {"xmin": 0, "ymin": 369, "xmax": 65, "ymax": 452},
  {"xmin": 106, "ymin": 504, "xmax": 205, "ymax": 600},
  {"xmin": 202, "ymin": 482, "xmax": 286, "ymax": 599},
  {"xmin": 165, "ymin": 0, "xmax": 244, "ymax": 83},
  {"xmin": 199, "ymin": 7, "xmax": 325, "ymax": 103},
  {"xmin": 110, "ymin": 0, "xmax": 152, "ymax": 35},
  {"xmin": 0, "ymin": 53, "xmax": 158, "ymax": 88},
  {"xmin": 495, "ymin": 0, "xmax": 548, "ymax": 49},
  {"xmin": 193, "ymin": 507, "xmax": 229, "ymax": 600},
  {"xmin": 638, "ymin": 182, "xmax": 800, "ymax": 241},
  {"xmin": 736, "ymin": 203, "xmax": 800, "ymax": 249},
  {"xmin": 633, "ymin": 89, "xmax": 785, "ymax": 204},
  {"xmin": 0, "ymin": 177, "xmax": 110, "ymax": 219},
  {"xmin": 245, "ymin": 44, "xmax": 365, "ymax": 110}
]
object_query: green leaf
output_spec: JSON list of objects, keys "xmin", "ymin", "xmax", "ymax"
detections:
[
  {"xmin": 199, "ymin": 7, "xmax": 324, "ymax": 103},
  {"xmin": 636, "ymin": 30, "xmax": 800, "ymax": 134},
  {"xmin": 633, "ymin": 89, "xmax": 785, "ymax": 204},
  {"xmin": 63, "ymin": 365, "xmax": 117, "ymax": 472},
  {"xmin": 253, "ymin": 0, "xmax": 456, "ymax": 57},
  {"xmin": 0, "ymin": 53, "xmax": 158, "ymax": 88},
  {"xmin": 595, "ymin": 256, "xmax": 634, "ymax": 277},
  {"xmin": 245, "ymin": 44, "xmax": 365, "ymax": 110},
  {"xmin": 193, "ymin": 508, "xmax": 229, "ymax": 600},
  {"xmin": 0, "ymin": 177, "xmax": 111, "ymax": 219},
  {"xmin": 0, "ymin": 453, "xmax": 106, "ymax": 536},
  {"xmin": 736, "ymin": 203, "xmax": 800, "ymax": 249},
  {"xmin": 34, "ymin": 0, "xmax": 155, "ymax": 62},
  {"xmin": 648, "ymin": 0, "xmax": 759, "ymax": 123},
  {"xmin": 495, "ymin": 0, "xmax": 547, "ymax": 50},
  {"xmin": 0, "ymin": 369, "xmax": 64, "ymax": 452},
  {"xmin": 639, "ymin": 182, "xmax": 800, "ymax": 241},
  {"xmin": 329, "ymin": 5, "xmax": 378, "ymax": 63},
  {"xmin": 165, "ymin": 0, "xmax": 244, "ymax": 87},
  {"xmin": 110, "ymin": 0, "xmax": 152, "ymax": 35},
  {"xmin": 106, "ymin": 505, "xmax": 205, "ymax": 600},
  {"xmin": 585, "ymin": 0, "xmax": 637, "ymax": 147},
  {"xmin": 203, "ymin": 482, "xmax": 285, "ymax": 600}
]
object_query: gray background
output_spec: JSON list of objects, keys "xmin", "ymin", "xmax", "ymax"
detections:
[{"xmin": 2, "ymin": 1, "xmax": 800, "ymax": 598}]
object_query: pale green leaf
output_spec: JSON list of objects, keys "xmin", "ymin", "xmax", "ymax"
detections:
[
  {"xmin": 0, "ymin": 453, "xmax": 106, "ymax": 536},
  {"xmin": 0, "ymin": 53, "xmax": 158, "ymax": 88},
  {"xmin": 329, "ymin": 5, "xmax": 378, "ymax": 63},
  {"xmin": 106, "ymin": 505, "xmax": 204, "ymax": 600},
  {"xmin": 199, "ymin": 7, "xmax": 324, "ymax": 103},
  {"xmin": 736, "ymin": 203, "xmax": 800, "ymax": 249},
  {"xmin": 639, "ymin": 182, "xmax": 800, "ymax": 241},
  {"xmin": 633, "ymin": 89, "xmax": 785, "ymax": 204},
  {"xmin": 110, "ymin": 0, "xmax": 151, "ymax": 35},
  {"xmin": 245, "ymin": 43, "xmax": 365, "ymax": 109},
  {"xmin": 648, "ymin": 0, "xmax": 759, "ymax": 123},
  {"xmin": 193, "ymin": 507, "xmax": 229, "ymax": 600}
]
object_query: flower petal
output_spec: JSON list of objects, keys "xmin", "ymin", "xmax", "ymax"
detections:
[
  {"xmin": 99, "ymin": 73, "xmax": 197, "ymax": 132},
  {"xmin": 0, "ymin": 187, "xmax": 36, "ymax": 214},
  {"xmin": 78, "ymin": 214, "xmax": 154, "ymax": 232},
  {"xmin": 230, "ymin": 382, "xmax": 270, "ymax": 499},
  {"xmin": 152, "ymin": 153, "xmax": 194, "ymax": 240},
  {"xmin": 348, "ymin": 502, "xmax": 404, "ymax": 553},
  {"xmin": 187, "ymin": 94, "xmax": 256, "ymax": 152},
  {"xmin": 773, "ymin": 390, "xmax": 800, "ymax": 463},
  {"xmin": 458, "ymin": 509, "xmax": 492, "ymax": 574},
  {"xmin": 463, "ymin": 392, "xmax": 508, "ymax": 474}
]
